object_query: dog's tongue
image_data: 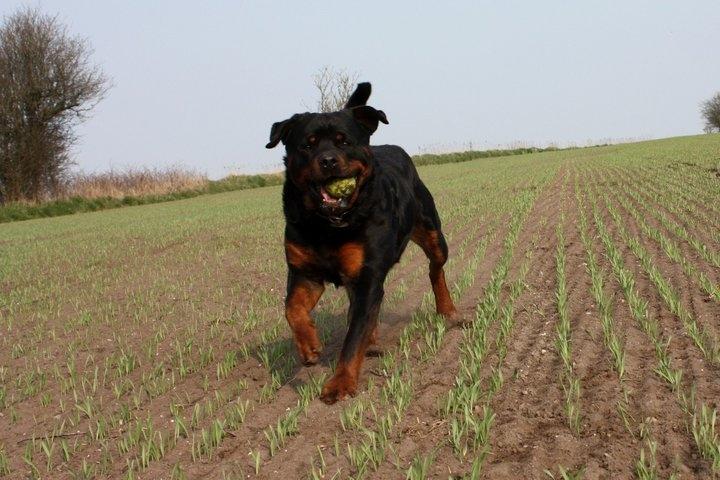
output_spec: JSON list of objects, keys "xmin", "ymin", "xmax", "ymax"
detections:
[
  {"xmin": 319, "ymin": 188, "xmax": 349, "ymax": 215},
  {"xmin": 320, "ymin": 188, "xmax": 340, "ymax": 204}
]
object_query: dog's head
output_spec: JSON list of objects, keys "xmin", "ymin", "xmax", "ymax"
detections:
[{"xmin": 266, "ymin": 82, "xmax": 388, "ymax": 221}]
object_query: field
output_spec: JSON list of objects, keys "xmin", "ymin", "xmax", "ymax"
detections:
[{"xmin": 0, "ymin": 134, "xmax": 719, "ymax": 479}]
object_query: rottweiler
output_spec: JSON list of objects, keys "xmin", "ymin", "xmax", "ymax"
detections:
[{"xmin": 266, "ymin": 83, "xmax": 456, "ymax": 404}]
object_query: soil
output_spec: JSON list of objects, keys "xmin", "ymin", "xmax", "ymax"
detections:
[{"xmin": 1, "ymin": 159, "xmax": 718, "ymax": 479}]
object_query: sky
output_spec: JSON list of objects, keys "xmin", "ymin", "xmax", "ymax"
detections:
[{"xmin": 3, "ymin": 1, "xmax": 719, "ymax": 178}]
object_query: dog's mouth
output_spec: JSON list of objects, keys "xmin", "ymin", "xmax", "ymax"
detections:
[
  {"xmin": 318, "ymin": 176, "xmax": 359, "ymax": 209},
  {"xmin": 312, "ymin": 175, "xmax": 361, "ymax": 227}
]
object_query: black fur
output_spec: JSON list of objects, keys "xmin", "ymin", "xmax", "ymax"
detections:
[
  {"xmin": 344, "ymin": 82, "xmax": 372, "ymax": 108},
  {"xmin": 266, "ymin": 83, "xmax": 454, "ymax": 403}
]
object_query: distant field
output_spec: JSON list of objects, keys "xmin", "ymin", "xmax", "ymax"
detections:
[
  {"xmin": 0, "ymin": 144, "xmax": 585, "ymax": 224},
  {"xmin": 0, "ymin": 135, "xmax": 718, "ymax": 479}
]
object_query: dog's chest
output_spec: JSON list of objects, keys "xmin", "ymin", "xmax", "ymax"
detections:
[{"xmin": 285, "ymin": 241, "xmax": 364, "ymax": 284}]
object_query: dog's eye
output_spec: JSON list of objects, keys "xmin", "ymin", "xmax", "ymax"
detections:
[{"xmin": 301, "ymin": 136, "xmax": 317, "ymax": 151}]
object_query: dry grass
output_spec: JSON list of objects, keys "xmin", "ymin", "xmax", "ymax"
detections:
[
  {"xmin": 0, "ymin": 167, "xmax": 285, "ymax": 223},
  {"xmin": 61, "ymin": 167, "xmax": 208, "ymax": 199}
]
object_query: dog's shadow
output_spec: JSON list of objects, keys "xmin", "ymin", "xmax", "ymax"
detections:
[
  {"xmin": 248, "ymin": 310, "xmax": 345, "ymax": 392},
  {"xmin": 248, "ymin": 308, "xmax": 413, "ymax": 392}
]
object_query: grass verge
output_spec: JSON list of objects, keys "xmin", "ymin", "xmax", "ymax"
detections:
[
  {"xmin": 0, "ymin": 173, "xmax": 285, "ymax": 223},
  {"xmin": 0, "ymin": 144, "xmax": 576, "ymax": 224}
]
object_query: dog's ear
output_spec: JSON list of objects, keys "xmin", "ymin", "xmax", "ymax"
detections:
[
  {"xmin": 266, "ymin": 114, "xmax": 300, "ymax": 149},
  {"xmin": 345, "ymin": 82, "xmax": 372, "ymax": 109},
  {"xmin": 351, "ymin": 105, "xmax": 389, "ymax": 134}
]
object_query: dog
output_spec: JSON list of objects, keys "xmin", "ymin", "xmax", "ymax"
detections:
[{"xmin": 266, "ymin": 83, "xmax": 456, "ymax": 404}]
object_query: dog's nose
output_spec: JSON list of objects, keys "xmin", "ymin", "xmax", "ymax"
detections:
[{"xmin": 319, "ymin": 155, "xmax": 337, "ymax": 170}]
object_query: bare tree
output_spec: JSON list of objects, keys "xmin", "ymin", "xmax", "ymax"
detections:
[
  {"xmin": 701, "ymin": 92, "xmax": 720, "ymax": 134},
  {"xmin": 0, "ymin": 8, "xmax": 109, "ymax": 203},
  {"xmin": 312, "ymin": 66, "xmax": 360, "ymax": 113}
]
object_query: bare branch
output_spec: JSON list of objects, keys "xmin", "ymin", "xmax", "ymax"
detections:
[
  {"xmin": 312, "ymin": 66, "xmax": 360, "ymax": 113},
  {"xmin": 0, "ymin": 7, "xmax": 110, "ymax": 203}
]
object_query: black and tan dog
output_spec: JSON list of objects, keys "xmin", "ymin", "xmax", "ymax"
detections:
[{"xmin": 266, "ymin": 83, "xmax": 456, "ymax": 403}]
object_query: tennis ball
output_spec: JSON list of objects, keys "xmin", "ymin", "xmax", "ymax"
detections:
[{"xmin": 325, "ymin": 177, "xmax": 357, "ymax": 198}]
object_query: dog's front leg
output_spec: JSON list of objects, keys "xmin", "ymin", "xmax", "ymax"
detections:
[
  {"xmin": 320, "ymin": 277, "xmax": 383, "ymax": 404},
  {"xmin": 285, "ymin": 272, "xmax": 325, "ymax": 366}
]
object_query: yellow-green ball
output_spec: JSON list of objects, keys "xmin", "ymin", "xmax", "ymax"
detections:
[{"xmin": 325, "ymin": 177, "xmax": 357, "ymax": 198}]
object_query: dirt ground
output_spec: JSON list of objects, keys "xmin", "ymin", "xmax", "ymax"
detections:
[{"xmin": 1, "ymin": 137, "xmax": 719, "ymax": 479}]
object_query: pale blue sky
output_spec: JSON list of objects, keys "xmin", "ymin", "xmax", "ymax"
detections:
[{"xmin": 3, "ymin": 1, "xmax": 719, "ymax": 178}]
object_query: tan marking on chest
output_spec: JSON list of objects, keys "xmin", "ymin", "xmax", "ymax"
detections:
[
  {"xmin": 285, "ymin": 241, "xmax": 316, "ymax": 269},
  {"xmin": 337, "ymin": 242, "xmax": 364, "ymax": 279}
]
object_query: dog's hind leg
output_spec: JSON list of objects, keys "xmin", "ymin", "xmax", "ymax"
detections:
[
  {"xmin": 411, "ymin": 184, "xmax": 457, "ymax": 318},
  {"xmin": 412, "ymin": 226, "xmax": 456, "ymax": 317}
]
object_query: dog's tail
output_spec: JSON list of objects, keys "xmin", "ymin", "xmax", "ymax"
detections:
[{"xmin": 345, "ymin": 82, "xmax": 371, "ymax": 109}]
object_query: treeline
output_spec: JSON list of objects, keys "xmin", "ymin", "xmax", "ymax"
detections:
[
  {"xmin": 0, "ymin": 146, "xmax": 562, "ymax": 223},
  {"xmin": 412, "ymin": 146, "xmax": 561, "ymax": 166}
]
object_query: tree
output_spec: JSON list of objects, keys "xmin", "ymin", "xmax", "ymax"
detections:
[
  {"xmin": 0, "ymin": 8, "xmax": 109, "ymax": 203},
  {"xmin": 312, "ymin": 66, "xmax": 360, "ymax": 113},
  {"xmin": 701, "ymin": 92, "xmax": 720, "ymax": 134}
]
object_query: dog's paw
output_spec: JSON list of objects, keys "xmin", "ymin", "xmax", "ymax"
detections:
[
  {"xmin": 299, "ymin": 345, "xmax": 322, "ymax": 366},
  {"xmin": 292, "ymin": 329, "xmax": 323, "ymax": 366},
  {"xmin": 444, "ymin": 308, "xmax": 474, "ymax": 328},
  {"xmin": 319, "ymin": 373, "xmax": 357, "ymax": 404},
  {"xmin": 439, "ymin": 308, "xmax": 458, "ymax": 319}
]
